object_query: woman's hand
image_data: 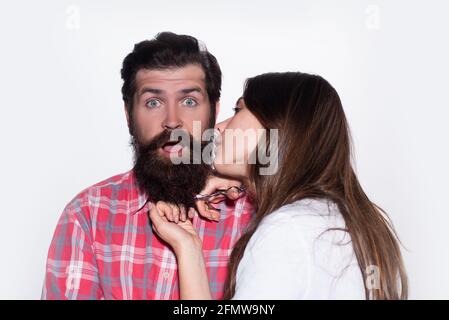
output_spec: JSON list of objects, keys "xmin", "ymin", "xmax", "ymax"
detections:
[
  {"xmin": 149, "ymin": 201, "xmax": 212, "ymax": 299},
  {"xmin": 149, "ymin": 201, "xmax": 202, "ymax": 254},
  {"xmin": 195, "ymin": 174, "xmax": 245, "ymax": 221}
]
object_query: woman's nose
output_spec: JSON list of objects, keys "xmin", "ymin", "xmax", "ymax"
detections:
[{"xmin": 215, "ymin": 117, "xmax": 231, "ymax": 133}]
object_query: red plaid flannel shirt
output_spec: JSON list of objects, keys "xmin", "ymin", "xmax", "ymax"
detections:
[{"xmin": 42, "ymin": 170, "xmax": 254, "ymax": 299}]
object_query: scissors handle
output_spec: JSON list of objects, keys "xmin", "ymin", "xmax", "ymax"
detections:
[{"xmin": 194, "ymin": 185, "xmax": 246, "ymax": 201}]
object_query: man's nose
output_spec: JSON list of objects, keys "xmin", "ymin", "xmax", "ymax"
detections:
[{"xmin": 162, "ymin": 106, "xmax": 182, "ymax": 130}]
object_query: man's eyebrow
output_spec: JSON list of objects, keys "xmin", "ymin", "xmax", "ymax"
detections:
[
  {"xmin": 139, "ymin": 87, "xmax": 165, "ymax": 96},
  {"xmin": 178, "ymin": 87, "xmax": 204, "ymax": 95}
]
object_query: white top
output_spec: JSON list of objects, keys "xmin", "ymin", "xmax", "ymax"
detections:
[{"xmin": 233, "ymin": 198, "xmax": 366, "ymax": 300}]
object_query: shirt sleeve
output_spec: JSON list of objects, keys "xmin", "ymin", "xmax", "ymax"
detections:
[
  {"xmin": 41, "ymin": 199, "xmax": 103, "ymax": 300},
  {"xmin": 232, "ymin": 216, "xmax": 311, "ymax": 300}
]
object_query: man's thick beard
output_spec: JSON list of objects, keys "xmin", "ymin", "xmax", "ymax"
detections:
[{"xmin": 131, "ymin": 129, "xmax": 212, "ymax": 210}]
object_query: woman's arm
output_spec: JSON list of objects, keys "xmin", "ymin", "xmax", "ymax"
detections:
[
  {"xmin": 149, "ymin": 201, "xmax": 212, "ymax": 300},
  {"xmin": 175, "ymin": 242, "xmax": 212, "ymax": 300}
]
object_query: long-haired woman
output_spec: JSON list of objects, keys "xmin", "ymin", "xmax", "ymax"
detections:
[{"xmin": 149, "ymin": 72, "xmax": 408, "ymax": 300}]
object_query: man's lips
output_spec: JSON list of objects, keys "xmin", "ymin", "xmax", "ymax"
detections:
[{"xmin": 160, "ymin": 142, "xmax": 183, "ymax": 157}]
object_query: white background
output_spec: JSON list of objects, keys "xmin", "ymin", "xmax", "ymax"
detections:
[{"xmin": 0, "ymin": 0, "xmax": 447, "ymax": 299}]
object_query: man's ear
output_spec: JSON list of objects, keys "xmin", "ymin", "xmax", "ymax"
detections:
[
  {"xmin": 124, "ymin": 104, "xmax": 132, "ymax": 135},
  {"xmin": 215, "ymin": 101, "xmax": 221, "ymax": 122},
  {"xmin": 124, "ymin": 104, "xmax": 130, "ymax": 126}
]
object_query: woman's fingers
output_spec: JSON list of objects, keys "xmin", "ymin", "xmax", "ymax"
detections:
[
  {"xmin": 196, "ymin": 200, "xmax": 220, "ymax": 222},
  {"xmin": 151, "ymin": 200, "xmax": 222, "ymax": 225},
  {"xmin": 149, "ymin": 202, "xmax": 166, "ymax": 233},
  {"xmin": 226, "ymin": 188, "xmax": 242, "ymax": 200},
  {"xmin": 169, "ymin": 203, "xmax": 180, "ymax": 223},
  {"xmin": 194, "ymin": 175, "xmax": 243, "ymax": 221},
  {"xmin": 198, "ymin": 176, "xmax": 240, "ymax": 196},
  {"xmin": 196, "ymin": 200, "xmax": 210, "ymax": 220},
  {"xmin": 151, "ymin": 201, "xmax": 191, "ymax": 224},
  {"xmin": 188, "ymin": 207, "xmax": 195, "ymax": 219},
  {"xmin": 206, "ymin": 203, "xmax": 221, "ymax": 220},
  {"xmin": 156, "ymin": 201, "xmax": 171, "ymax": 218},
  {"xmin": 149, "ymin": 201, "xmax": 202, "ymax": 251},
  {"xmin": 209, "ymin": 194, "xmax": 226, "ymax": 204},
  {"xmin": 179, "ymin": 205, "xmax": 187, "ymax": 222}
]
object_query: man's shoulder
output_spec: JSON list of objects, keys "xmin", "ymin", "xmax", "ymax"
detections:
[
  {"xmin": 88, "ymin": 170, "xmax": 134, "ymax": 191},
  {"xmin": 64, "ymin": 170, "xmax": 136, "ymax": 212}
]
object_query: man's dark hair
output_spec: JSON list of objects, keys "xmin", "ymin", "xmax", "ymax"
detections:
[{"xmin": 121, "ymin": 32, "xmax": 222, "ymax": 117}]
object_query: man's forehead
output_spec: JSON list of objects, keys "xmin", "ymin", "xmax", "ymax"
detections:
[{"xmin": 135, "ymin": 64, "xmax": 206, "ymax": 92}]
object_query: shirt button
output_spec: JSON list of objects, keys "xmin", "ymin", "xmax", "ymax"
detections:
[{"xmin": 163, "ymin": 271, "xmax": 170, "ymax": 279}]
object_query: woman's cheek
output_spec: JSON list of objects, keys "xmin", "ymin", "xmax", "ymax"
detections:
[{"xmin": 212, "ymin": 136, "xmax": 236, "ymax": 174}]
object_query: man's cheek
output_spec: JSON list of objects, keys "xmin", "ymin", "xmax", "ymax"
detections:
[{"xmin": 136, "ymin": 125, "xmax": 159, "ymax": 144}]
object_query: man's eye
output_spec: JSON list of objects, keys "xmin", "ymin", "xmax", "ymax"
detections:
[
  {"xmin": 182, "ymin": 98, "xmax": 197, "ymax": 107},
  {"xmin": 146, "ymin": 99, "xmax": 161, "ymax": 108}
]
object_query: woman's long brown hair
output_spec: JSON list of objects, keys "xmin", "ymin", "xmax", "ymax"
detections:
[{"xmin": 223, "ymin": 72, "xmax": 408, "ymax": 299}]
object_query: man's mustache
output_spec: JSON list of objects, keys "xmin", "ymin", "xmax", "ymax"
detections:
[
  {"xmin": 139, "ymin": 129, "xmax": 211, "ymax": 154},
  {"xmin": 132, "ymin": 128, "xmax": 213, "ymax": 210}
]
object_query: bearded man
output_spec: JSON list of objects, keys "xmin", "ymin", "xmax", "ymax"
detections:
[{"xmin": 42, "ymin": 32, "xmax": 253, "ymax": 300}]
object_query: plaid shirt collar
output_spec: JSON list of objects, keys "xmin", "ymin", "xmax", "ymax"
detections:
[{"xmin": 127, "ymin": 170, "xmax": 152, "ymax": 215}]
